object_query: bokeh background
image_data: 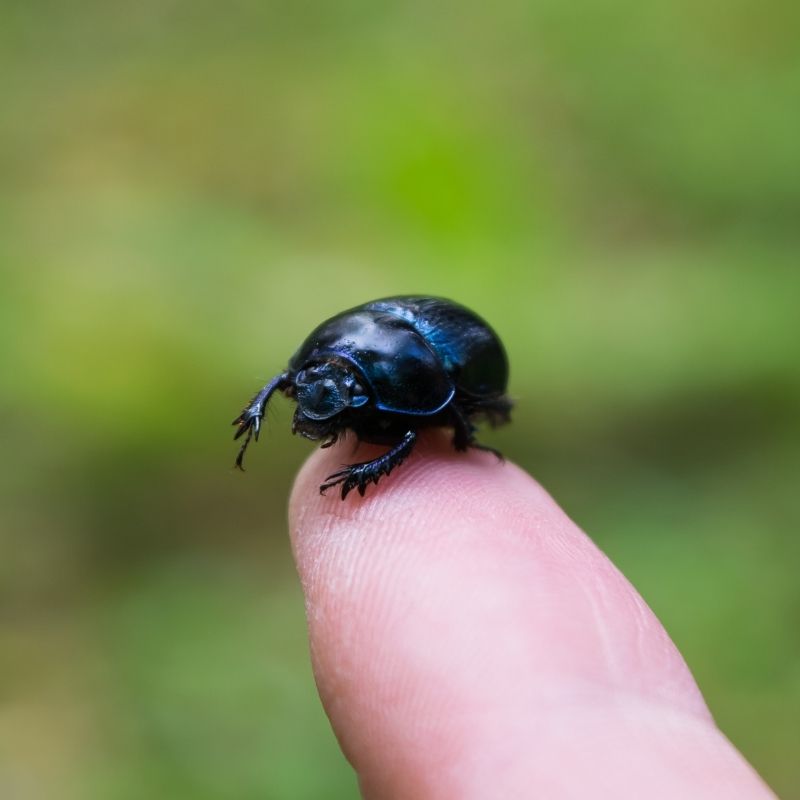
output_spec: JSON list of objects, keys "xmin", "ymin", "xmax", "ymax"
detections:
[{"xmin": 1, "ymin": 1, "xmax": 798, "ymax": 797}]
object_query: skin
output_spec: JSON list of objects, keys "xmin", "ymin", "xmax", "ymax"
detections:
[{"xmin": 289, "ymin": 432, "xmax": 777, "ymax": 800}]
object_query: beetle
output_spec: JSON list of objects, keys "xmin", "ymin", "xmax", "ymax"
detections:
[{"xmin": 232, "ymin": 295, "xmax": 512, "ymax": 498}]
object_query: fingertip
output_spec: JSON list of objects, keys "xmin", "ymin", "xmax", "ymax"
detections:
[
  {"xmin": 284, "ymin": 434, "xmax": 775, "ymax": 799},
  {"xmin": 288, "ymin": 431, "xmax": 709, "ymax": 717},
  {"xmin": 289, "ymin": 432, "xmax": 708, "ymax": 702}
]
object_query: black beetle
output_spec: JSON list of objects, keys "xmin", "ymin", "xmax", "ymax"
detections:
[{"xmin": 232, "ymin": 296, "xmax": 512, "ymax": 498}]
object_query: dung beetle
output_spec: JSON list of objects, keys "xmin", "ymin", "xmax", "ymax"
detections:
[{"xmin": 232, "ymin": 296, "xmax": 512, "ymax": 498}]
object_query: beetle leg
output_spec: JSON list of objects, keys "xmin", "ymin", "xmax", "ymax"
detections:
[
  {"xmin": 232, "ymin": 372, "xmax": 289, "ymax": 470},
  {"xmin": 450, "ymin": 406, "xmax": 475, "ymax": 452},
  {"xmin": 320, "ymin": 430, "xmax": 417, "ymax": 499},
  {"xmin": 451, "ymin": 404, "xmax": 504, "ymax": 461},
  {"xmin": 451, "ymin": 402, "xmax": 484, "ymax": 452}
]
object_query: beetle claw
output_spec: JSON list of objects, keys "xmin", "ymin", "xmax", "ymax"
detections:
[{"xmin": 320, "ymin": 467, "xmax": 357, "ymax": 498}]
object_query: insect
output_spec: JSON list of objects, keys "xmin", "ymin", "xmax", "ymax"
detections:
[{"xmin": 232, "ymin": 296, "xmax": 512, "ymax": 498}]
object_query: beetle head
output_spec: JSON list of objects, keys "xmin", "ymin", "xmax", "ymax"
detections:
[{"xmin": 295, "ymin": 362, "xmax": 369, "ymax": 421}]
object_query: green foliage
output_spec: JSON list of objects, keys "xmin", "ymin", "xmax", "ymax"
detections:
[{"xmin": 1, "ymin": 1, "xmax": 798, "ymax": 797}]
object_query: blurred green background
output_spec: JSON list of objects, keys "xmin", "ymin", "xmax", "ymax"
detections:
[{"xmin": 1, "ymin": 1, "xmax": 798, "ymax": 797}]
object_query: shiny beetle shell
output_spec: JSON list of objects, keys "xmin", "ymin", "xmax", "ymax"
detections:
[{"xmin": 233, "ymin": 296, "xmax": 512, "ymax": 498}]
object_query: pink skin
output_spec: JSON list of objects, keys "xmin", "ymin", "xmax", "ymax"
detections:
[{"xmin": 289, "ymin": 433, "xmax": 777, "ymax": 800}]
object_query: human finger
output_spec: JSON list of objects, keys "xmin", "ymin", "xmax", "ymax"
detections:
[{"xmin": 289, "ymin": 433, "xmax": 775, "ymax": 799}]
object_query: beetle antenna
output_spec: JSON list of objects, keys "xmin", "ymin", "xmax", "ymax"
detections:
[{"xmin": 232, "ymin": 372, "xmax": 289, "ymax": 470}]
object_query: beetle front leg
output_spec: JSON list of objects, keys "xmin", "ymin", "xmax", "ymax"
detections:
[
  {"xmin": 320, "ymin": 430, "xmax": 417, "ymax": 499},
  {"xmin": 232, "ymin": 372, "xmax": 290, "ymax": 469}
]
